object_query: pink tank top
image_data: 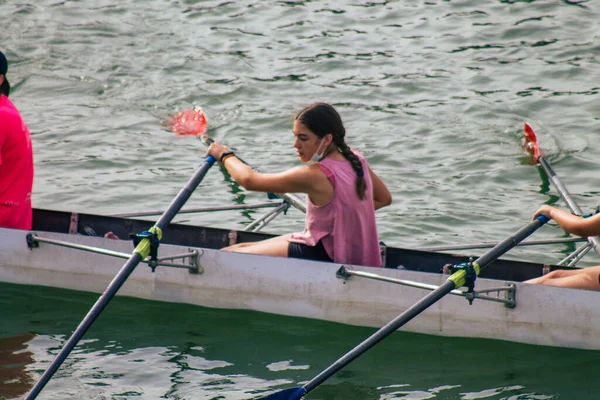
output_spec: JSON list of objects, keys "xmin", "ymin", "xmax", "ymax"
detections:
[
  {"xmin": 0, "ymin": 95, "xmax": 34, "ymax": 230},
  {"xmin": 290, "ymin": 152, "xmax": 382, "ymax": 267}
]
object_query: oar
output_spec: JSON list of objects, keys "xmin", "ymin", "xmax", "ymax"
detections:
[
  {"xmin": 258, "ymin": 215, "xmax": 549, "ymax": 400},
  {"xmin": 523, "ymin": 122, "xmax": 600, "ymax": 256},
  {"xmin": 25, "ymin": 150, "xmax": 217, "ymax": 399},
  {"xmin": 168, "ymin": 108, "xmax": 306, "ymax": 213}
]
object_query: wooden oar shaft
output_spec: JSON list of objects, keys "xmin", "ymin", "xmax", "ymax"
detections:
[
  {"xmin": 538, "ymin": 157, "xmax": 600, "ymax": 256},
  {"xmin": 294, "ymin": 215, "xmax": 548, "ymax": 398},
  {"xmin": 26, "ymin": 157, "xmax": 216, "ymax": 400}
]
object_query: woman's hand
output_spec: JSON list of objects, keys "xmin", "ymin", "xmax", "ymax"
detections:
[
  {"xmin": 532, "ymin": 205, "xmax": 600, "ymax": 237},
  {"xmin": 533, "ymin": 205, "xmax": 556, "ymax": 220},
  {"xmin": 206, "ymin": 142, "xmax": 230, "ymax": 162}
]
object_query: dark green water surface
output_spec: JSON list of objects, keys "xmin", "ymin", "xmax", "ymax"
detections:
[{"xmin": 2, "ymin": 282, "xmax": 600, "ymax": 399}]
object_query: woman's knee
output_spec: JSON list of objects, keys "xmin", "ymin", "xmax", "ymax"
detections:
[
  {"xmin": 545, "ymin": 270, "xmax": 566, "ymax": 279},
  {"xmin": 222, "ymin": 242, "xmax": 253, "ymax": 252}
]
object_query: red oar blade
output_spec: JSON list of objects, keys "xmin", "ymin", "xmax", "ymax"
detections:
[
  {"xmin": 523, "ymin": 122, "xmax": 542, "ymax": 164},
  {"xmin": 167, "ymin": 108, "xmax": 208, "ymax": 137}
]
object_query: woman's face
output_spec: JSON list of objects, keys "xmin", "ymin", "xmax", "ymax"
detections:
[{"xmin": 293, "ymin": 120, "xmax": 325, "ymax": 163}]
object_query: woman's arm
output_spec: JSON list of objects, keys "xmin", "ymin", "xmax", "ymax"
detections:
[
  {"xmin": 534, "ymin": 205, "xmax": 600, "ymax": 237},
  {"xmin": 206, "ymin": 143, "xmax": 324, "ymax": 195},
  {"xmin": 368, "ymin": 165, "xmax": 392, "ymax": 210}
]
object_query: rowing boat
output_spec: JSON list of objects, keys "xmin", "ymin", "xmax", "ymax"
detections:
[{"xmin": 1, "ymin": 208, "xmax": 598, "ymax": 351}]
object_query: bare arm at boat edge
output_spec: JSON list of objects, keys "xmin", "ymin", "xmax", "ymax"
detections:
[
  {"xmin": 206, "ymin": 143, "xmax": 334, "ymax": 205},
  {"xmin": 369, "ymin": 165, "xmax": 392, "ymax": 210},
  {"xmin": 207, "ymin": 142, "xmax": 392, "ymax": 210},
  {"xmin": 534, "ymin": 205, "xmax": 600, "ymax": 237}
]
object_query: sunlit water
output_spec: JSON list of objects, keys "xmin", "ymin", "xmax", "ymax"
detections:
[{"xmin": 1, "ymin": 0, "xmax": 600, "ymax": 399}]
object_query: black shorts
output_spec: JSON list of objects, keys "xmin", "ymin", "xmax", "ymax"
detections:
[{"xmin": 288, "ymin": 240, "xmax": 333, "ymax": 262}]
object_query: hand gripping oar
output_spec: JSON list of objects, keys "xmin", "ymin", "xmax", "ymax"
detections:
[
  {"xmin": 168, "ymin": 108, "xmax": 306, "ymax": 213},
  {"xmin": 523, "ymin": 122, "xmax": 600, "ymax": 256},
  {"xmin": 25, "ymin": 157, "xmax": 217, "ymax": 400},
  {"xmin": 258, "ymin": 215, "xmax": 550, "ymax": 400}
]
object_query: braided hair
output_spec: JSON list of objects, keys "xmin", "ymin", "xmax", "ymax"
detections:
[{"xmin": 295, "ymin": 103, "xmax": 367, "ymax": 200}]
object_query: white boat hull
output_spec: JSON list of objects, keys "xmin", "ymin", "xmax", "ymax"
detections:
[{"xmin": 1, "ymin": 227, "xmax": 599, "ymax": 350}]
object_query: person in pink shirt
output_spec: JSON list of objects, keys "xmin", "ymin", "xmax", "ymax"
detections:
[
  {"xmin": 206, "ymin": 102, "xmax": 392, "ymax": 267},
  {"xmin": 0, "ymin": 50, "xmax": 34, "ymax": 230}
]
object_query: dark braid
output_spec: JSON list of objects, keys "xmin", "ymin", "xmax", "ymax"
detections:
[
  {"xmin": 296, "ymin": 102, "xmax": 366, "ymax": 200},
  {"xmin": 337, "ymin": 140, "xmax": 367, "ymax": 200}
]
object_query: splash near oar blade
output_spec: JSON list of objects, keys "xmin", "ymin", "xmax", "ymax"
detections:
[
  {"xmin": 523, "ymin": 122, "xmax": 542, "ymax": 164},
  {"xmin": 167, "ymin": 108, "xmax": 208, "ymax": 137}
]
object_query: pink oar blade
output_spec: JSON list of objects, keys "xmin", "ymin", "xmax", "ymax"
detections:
[
  {"xmin": 167, "ymin": 108, "xmax": 208, "ymax": 137},
  {"xmin": 523, "ymin": 122, "xmax": 542, "ymax": 164}
]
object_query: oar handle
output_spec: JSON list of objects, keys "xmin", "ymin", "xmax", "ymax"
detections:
[
  {"xmin": 26, "ymin": 156, "xmax": 217, "ymax": 400},
  {"xmin": 200, "ymin": 135, "xmax": 215, "ymax": 147}
]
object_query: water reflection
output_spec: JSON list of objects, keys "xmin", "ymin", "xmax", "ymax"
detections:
[
  {"xmin": 0, "ymin": 333, "xmax": 35, "ymax": 399},
  {"xmin": 2, "ymin": 280, "xmax": 600, "ymax": 399}
]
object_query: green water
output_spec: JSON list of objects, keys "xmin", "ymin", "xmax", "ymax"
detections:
[
  {"xmin": 2, "ymin": 0, "xmax": 600, "ymax": 398},
  {"xmin": 2, "ymin": 282, "xmax": 599, "ymax": 399}
]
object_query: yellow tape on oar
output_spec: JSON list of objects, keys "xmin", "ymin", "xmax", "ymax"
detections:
[
  {"xmin": 132, "ymin": 226, "xmax": 163, "ymax": 259},
  {"xmin": 447, "ymin": 262, "xmax": 480, "ymax": 287}
]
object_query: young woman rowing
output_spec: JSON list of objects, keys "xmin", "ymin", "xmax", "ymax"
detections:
[{"xmin": 206, "ymin": 102, "xmax": 392, "ymax": 267}]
